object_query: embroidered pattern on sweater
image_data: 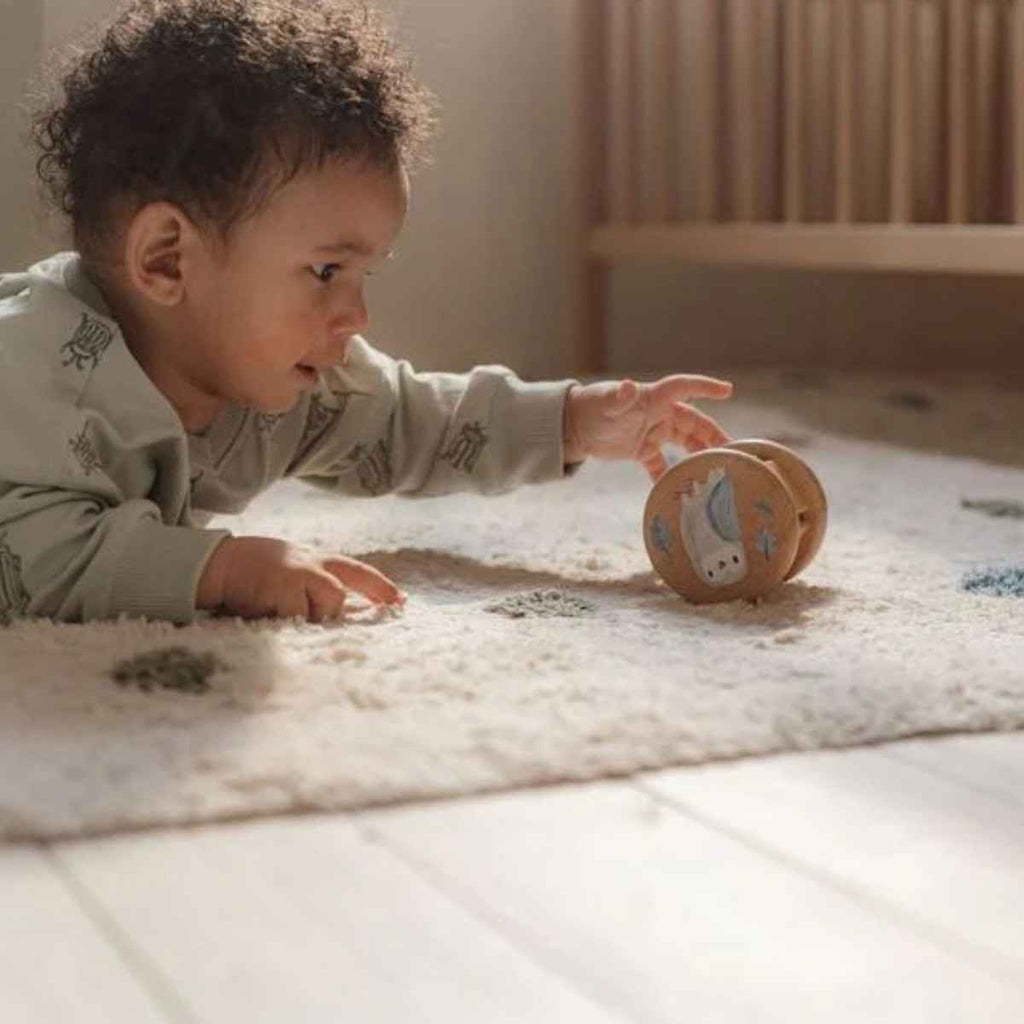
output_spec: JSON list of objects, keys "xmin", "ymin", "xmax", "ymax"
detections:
[
  {"xmin": 68, "ymin": 425, "xmax": 102, "ymax": 476},
  {"xmin": 297, "ymin": 392, "xmax": 345, "ymax": 453},
  {"xmin": 351, "ymin": 438, "xmax": 392, "ymax": 496},
  {"xmin": 441, "ymin": 421, "xmax": 489, "ymax": 473},
  {"xmin": 255, "ymin": 412, "xmax": 285, "ymax": 436},
  {"xmin": 0, "ymin": 532, "xmax": 30, "ymax": 625},
  {"xmin": 61, "ymin": 313, "xmax": 114, "ymax": 372}
]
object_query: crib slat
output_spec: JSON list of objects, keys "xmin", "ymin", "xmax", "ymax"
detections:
[
  {"xmin": 1012, "ymin": 0, "xmax": 1024, "ymax": 222},
  {"xmin": 750, "ymin": 0, "xmax": 773, "ymax": 222},
  {"xmin": 888, "ymin": 0, "xmax": 915, "ymax": 223},
  {"xmin": 946, "ymin": 0, "xmax": 971, "ymax": 223},
  {"xmin": 649, "ymin": 0, "xmax": 679, "ymax": 222},
  {"xmin": 626, "ymin": 0, "xmax": 642, "ymax": 221},
  {"xmin": 833, "ymin": 0, "xmax": 857, "ymax": 222},
  {"xmin": 607, "ymin": 0, "xmax": 641, "ymax": 222},
  {"xmin": 605, "ymin": 0, "xmax": 626, "ymax": 221},
  {"xmin": 973, "ymin": 1, "xmax": 1000, "ymax": 223},
  {"xmin": 727, "ymin": 0, "xmax": 756, "ymax": 221},
  {"xmin": 942, "ymin": 0, "xmax": 966, "ymax": 224},
  {"xmin": 580, "ymin": 0, "xmax": 609, "ymax": 227},
  {"xmin": 783, "ymin": 0, "xmax": 805, "ymax": 223},
  {"xmin": 695, "ymin": 0, "xmax": 722, "ymax": 221}
]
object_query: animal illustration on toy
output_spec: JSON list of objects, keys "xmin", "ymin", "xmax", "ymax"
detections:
[{"xmin": 643, "ymin": 439, "xmax": 827, "ymax": 604}]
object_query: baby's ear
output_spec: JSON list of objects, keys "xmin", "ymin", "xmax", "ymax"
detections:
[{"xmin": 123, "ymin": 202, "xmax": 197, "ymax": 307}]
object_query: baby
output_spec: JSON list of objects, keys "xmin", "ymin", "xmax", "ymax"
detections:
[{"xmin": 0, "ymin": 0, "xmax": 732, "ymax": 626}]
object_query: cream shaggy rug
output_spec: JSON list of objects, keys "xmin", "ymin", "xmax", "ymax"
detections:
[{"xmin": 3, "ymin": 370, "xmax": 1024, "ymax": 841}]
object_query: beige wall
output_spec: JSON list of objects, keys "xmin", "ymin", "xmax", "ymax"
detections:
[
  {"xmin": 377, "ymin": 0, "xmax": 576, "ymax": 378},
  {"xmin": 0, "ymin": 0, "xmax": 43, "ymax": 269}
]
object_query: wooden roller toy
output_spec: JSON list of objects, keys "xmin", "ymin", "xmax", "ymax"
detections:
[{"xmin": 643, "ymin": 439, "xmax": 827, "ymax": 604}]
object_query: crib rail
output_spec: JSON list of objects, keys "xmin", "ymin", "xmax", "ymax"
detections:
[{"xmin": 575, "ymin": 0, "xmax": 1024, "ymax": 369}]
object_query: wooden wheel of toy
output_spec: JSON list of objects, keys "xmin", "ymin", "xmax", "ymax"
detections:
[
  {"xmin": 643, "ymin": 448, "xmax": 802, "ymax": 604},
  {"xmin": 724, "ymin": 439, "xmax": 828, "ymax": 580}
]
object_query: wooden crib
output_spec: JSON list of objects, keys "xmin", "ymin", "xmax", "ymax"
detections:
[{"xmin": 575, "ymin": 0, "xmax": 1024, "ymax": 371}]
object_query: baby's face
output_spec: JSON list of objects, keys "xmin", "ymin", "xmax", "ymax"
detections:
[{"xmin": 180, "ymin": 157, "xmax": 408, "ymax": 417}]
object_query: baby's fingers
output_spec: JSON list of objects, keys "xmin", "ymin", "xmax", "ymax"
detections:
[
  {"xmin": 671, "ymin": 401, "xmax": 731, "ymax": 451},
  {"xmin": 639, "ymin": 445, "xmax": 669, "ymax": 482},
  {"xmin": 635, "ymin": 419, "xmax": 672, "ymax": 481},
  {"xmin": 654, "ymin": 374, "xmax": 734, "ymax": 403},
  {"xmin": 305, "ymin": 573, "xmax": 348, "ymax": 623},
  {"xmin": 323, "ymin": 555, "xmax": 406, "ymax": 608}
]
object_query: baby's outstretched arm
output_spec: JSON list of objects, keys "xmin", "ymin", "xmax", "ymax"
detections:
[
  {"xmin": 563, "ymin": 375, "xmax": 734, "ymax": 481},
  {"xmin": 196, "ymin": 536, "xmax": 405, "ymax": 622}
]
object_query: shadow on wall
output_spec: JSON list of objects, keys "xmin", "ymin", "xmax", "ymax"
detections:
[{"xmin": 610, "ymin": 264, "xmax": 1024, "ymax": 379}]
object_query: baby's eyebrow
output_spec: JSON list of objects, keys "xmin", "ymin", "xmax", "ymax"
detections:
[{"xmin": 314, "ymin": 239, "xmax": 394, "ymax": 260}]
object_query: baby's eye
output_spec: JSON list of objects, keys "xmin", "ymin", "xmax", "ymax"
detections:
[{"xmin": 309, "ymin": 263, "xmax": 341, "ymax": 284}]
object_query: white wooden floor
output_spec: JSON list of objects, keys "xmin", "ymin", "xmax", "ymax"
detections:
[{"xmin": 3, "ymin": 732, "xmax": 1023, "ymax": 1024}]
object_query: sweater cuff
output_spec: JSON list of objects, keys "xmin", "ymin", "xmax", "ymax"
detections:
[
  {"xmin": 496, "ymin": 377, "xmax": 579, "ymax": 486},
  {"xmin": 110, "ymin": 519, "xmax": 232, "ymax": 624}
]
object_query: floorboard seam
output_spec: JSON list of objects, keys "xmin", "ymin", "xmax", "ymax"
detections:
[
  {"xmin": 358, "ymin": 820, "xmax": 642, "ymax": 1024},
  {"xmin": 630, "ymin": 776, "xmax": 1024, "ymax": 993},
  {"xmin": 42, "ymin": 845, "xmax": 202, "ymax": 1024},
  {"xmin": 878, "ymin": 743, "xmax": 1024, "ymax": 810}
]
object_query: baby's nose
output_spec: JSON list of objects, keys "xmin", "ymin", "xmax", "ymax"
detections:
[{"xmin": 333, "ymin": 294, "xmax": 369, "ymax": 335}]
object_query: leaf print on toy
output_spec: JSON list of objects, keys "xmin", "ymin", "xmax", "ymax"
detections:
[
  {"xmin": 649, "ymin": 513, "xmax": 671, "ymax": 555},
  {"xmin": 755, "ymin": 527, "xmax": 779, "ymax": 561}
]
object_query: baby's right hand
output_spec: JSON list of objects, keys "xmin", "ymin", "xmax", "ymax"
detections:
[{"xmin": 196, "ymin": 536, "xmax": 405, "ymax": 622}]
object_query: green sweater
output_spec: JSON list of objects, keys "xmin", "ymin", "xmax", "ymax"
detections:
[{"xmin": 0, "ymin": 253, "xmax": 575, "ymax": 624}]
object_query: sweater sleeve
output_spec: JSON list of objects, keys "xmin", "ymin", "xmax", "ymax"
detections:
[
  {"xmin": 283, "ymin": 337, "xmax": 579, "ymax": 497},
  {"xmin": 0, "ymin": 485, "xmax": 230, "ymax": 625}
]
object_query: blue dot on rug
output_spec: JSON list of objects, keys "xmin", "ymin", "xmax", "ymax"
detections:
[{"xmin": 961, "ymin": 566, "xmax": 1024, "ymax": 597}]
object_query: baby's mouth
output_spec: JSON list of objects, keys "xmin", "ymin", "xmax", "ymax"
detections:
[{"xmin": 294, "ymin": 364, "xmax": 318, "ymax": 383}]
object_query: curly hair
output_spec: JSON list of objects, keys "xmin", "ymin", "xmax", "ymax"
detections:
[{"xmin": 31, "ymin": 0, "xmax": 436, "ymax": 267}]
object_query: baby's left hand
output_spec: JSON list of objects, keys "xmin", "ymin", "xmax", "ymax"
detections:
[{"xmin": 564, "ymin": 375, "xmax": 734, "ymax": 481}]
